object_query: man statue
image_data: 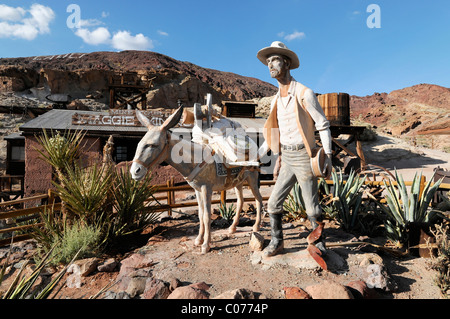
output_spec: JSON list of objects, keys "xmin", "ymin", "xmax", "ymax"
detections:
[{"xmin": 257, "ymin": 41, "xmax": 333, "ymax": 257}]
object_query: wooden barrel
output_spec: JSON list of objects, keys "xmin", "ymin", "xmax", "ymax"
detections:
[{"xmin": 317, "ymin": 93, "xmax": 350, "ymax": 126}]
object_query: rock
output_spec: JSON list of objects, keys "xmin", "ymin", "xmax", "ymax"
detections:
[
  {"xmin": 358, "ymin": 253, "xmax": 384, "ymax": 266},
  {"xmin": 305, "ymin": 280, "xmax": 354, "ymax": 299},
  {"xmin": 117, "ymin": 253, "xmax": 154, "ymax": 290},
  {"xmin": 74, "ymin": 257, "xmax": 100, "ymax": 277},
  {"xmin": 167, "ymin": 282, "xmax": 210, "ymax": 299},
  {"xmin": 363, "ymin": 264, "xmax": 398, "ymax": 292},
  {"xmin": 249, "ymin": 232, "xmax": 265, "ymax": 251},
  {"xmin": 66, "ymin": 264, "xmax": 82, "ymax": 288},
  {"xmin": 213, "ymin": 288, "xmax": 259, "ymax": 299},
  {"xmin": 117, "ymin": 267, "xmax": 152, "ymax": 291},
  {"xmin": 103, "ymin": 291, "xmax": 131, "ymax": 299},
  {"xmin": 169, "ymin": 278, "xmax": 182, "ymax": 291},
  {"xmin": 126, "ymin": 277, "xmax": 147, "ymax": 298},
  {"xmin": 97, "ymin": 258, "xmax": 118, "ymax": 272},
  {"xmin": 283, "ymin": 287, "xmax": 311, "ymax": 299},
  {"xmin": 142, "ymin": 278, "xmax": 171, "ymax": 299},
  {"xmin": 120, "ymin": 253, "xmax": 155, "ymax": 269},
  {"xmin": 346, "ymin": 280, "xmax": 378, "ymax": 299},
  {"xmin": 67, "ymin": 99, "xmax": 89, "ymax": 110}
]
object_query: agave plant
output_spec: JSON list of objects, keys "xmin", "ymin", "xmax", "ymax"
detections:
[
  {"xmin": 378, "ymin": 170, "xmax": 444, "ymax": 248},
  {"xmin": 320, "ymin": 169, "xmax": 367, "ymax": 232},
  {"xmin": 283, "ymin": 182, "xmax": 307, "ymax": 221},
  {"xmin": 219, "ymin": 202, "xmax": 236, "ymax": 223}
]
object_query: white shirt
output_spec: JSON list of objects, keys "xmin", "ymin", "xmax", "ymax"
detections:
[
  {"xmin": 258, "ymin": 79, "xmax": 332, "ymax": 158},
  {"xmin": 277, "ymin": 95, "xmax": 304, "ymax": 146}
]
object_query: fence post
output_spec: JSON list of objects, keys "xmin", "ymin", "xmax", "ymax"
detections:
[
  {"xmin": 220, "ymin": 190, "xmax": 227, "ymax": 207},
  {"xmin": 167, "ymin": 178, "xmax": 175, "ymax": 216}
]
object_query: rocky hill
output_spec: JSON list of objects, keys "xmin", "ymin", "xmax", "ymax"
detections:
[
  {"xmin": 0, "ymin": 50, "xmax": 277, "ymax": 109},
  {"xmin": 350, "ymin": 84, "xmax": 450, "ymax": 153}
]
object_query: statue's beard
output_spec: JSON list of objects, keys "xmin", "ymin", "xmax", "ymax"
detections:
[{"xmin": 269, "ymin": 68, "xmax": 281, "ymax": 78}]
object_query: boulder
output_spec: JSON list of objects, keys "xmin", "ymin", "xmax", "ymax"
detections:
[
  {"xmin": 73, "ymin": 257, "xmax": 100, "ymax": 277},
  {"xmin": 362, "ymin": 264, "xmax": 398, "ymax": 292},
  {"xmin": 283, "ymin": 287, "xmax": 311, "ymax": 299},
  {"xmin": 97, "ymin": 258, "xmax": 118, "ymax": 272},
  {"xmin": 214, "ymin": 288, "xmax": 259, "ymax": 299},
  {"xmin": 305, "ymin": 280, "xmax": 354, "ymax": 299},
  {"xmin": 346, "ymin": 280, "xmax": 378, "ymax": 299},
  {"xmin": 142, "ymin": 278, "xmax": 171, "ymax": 299},
  {"xmin": 249, "ymin": 232, "xmax": 265, "ymax": 251},
  {"xmin": 167, "ymin": 282, "xmax": 210, "ymax": 299}
]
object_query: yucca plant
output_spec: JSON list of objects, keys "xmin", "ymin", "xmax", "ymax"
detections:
[
  {"xmin": 378, "ymin": 170, "xmax": 444, "ymax": 248},
  {"xmin": 35, "ymin": 129, "xmax": 85, "ymax": 177},
  {"xmin": 54, "ymin": 163, "xmax": 112, "ymax": 224},
  {"xmin": 35, "ymin": 129, "xmax": 86, "ymax": 215},
  {"xmin": 283, "ymin": 182, "xmax": 307, "ymax": 221},
  {"xmin": 219, "ymin": 202, "xmax": 236, "ymax": 223},
  {"xmin": 104, "ymin": 167, "xmax": 159, "ymax": 245},
  {"xmin": 1, "ymin": 244, "xmax": 80, "ymax": 299},
  {"xmin": 320, "ymin": 169, "xmax": 367, "ymax": 232}
]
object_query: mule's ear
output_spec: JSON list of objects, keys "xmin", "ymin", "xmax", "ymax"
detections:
[
  {"xmin": 160, "ymin": 106, "xmax": 184, "ymax": 131},
  {"xmin": 136, "ymin": 110, "xmax": 152, "ymax": 129}
]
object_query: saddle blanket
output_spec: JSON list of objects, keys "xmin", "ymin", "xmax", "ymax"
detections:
[{"xmin": 215, "ymin": 162, "xmax": 243, "ymax": 177}]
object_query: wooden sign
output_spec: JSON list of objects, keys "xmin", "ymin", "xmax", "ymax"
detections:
[{"xmin": 72, "ymin": 109, "xmax": 174, "ymax": 127}]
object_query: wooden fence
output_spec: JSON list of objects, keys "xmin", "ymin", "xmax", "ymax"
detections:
[{"xmin": 1, "ymin": 177, "xmax": 449, "ymax": 247}]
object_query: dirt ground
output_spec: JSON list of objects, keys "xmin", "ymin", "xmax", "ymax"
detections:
[
  {"xmin": 47, "ymin": 198, "xmax": 443, "ymax": 300},
  {"xmin": 29, "ymin": 135, "xmax": 450, "ymax": 299}
]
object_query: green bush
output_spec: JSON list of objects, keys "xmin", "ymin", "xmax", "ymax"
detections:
[
  {"xmin": 51, "ymin": 220, "xmax": 102, "ymax": 265},
  {"xmin": 33, "ymin": 130, "xmax": 159, "ymax": 265}
]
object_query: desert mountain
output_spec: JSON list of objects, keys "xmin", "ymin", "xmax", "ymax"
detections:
[
  {"xmin": 0, "ymin": 50, "xmax": 277, "ymax": 109},
  {"xmin": 349, "ymin": 84, "xmax": 450, "ymax": 153}
]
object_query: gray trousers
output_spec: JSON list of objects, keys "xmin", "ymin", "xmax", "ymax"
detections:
[{"xmin": 267, "ymin": 148, "xmax": 322, "ymax": 221}]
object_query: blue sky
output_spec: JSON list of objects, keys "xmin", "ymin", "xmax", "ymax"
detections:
[{"xmin": 0, "ymin": 0, "xmax": 449, "ymax": 96}]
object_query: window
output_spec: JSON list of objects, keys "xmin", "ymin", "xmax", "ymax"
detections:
[
  {"xmin": 11, "ymin": 146, "xmax": 25, "ymax": 161},
  {"xmin": 115, "ymin": 145, "xmax": 128, "ymax": 162}
]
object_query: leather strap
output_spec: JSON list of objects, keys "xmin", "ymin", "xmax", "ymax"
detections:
[{"xmin": 132, "ymin": 132, "xmax": 170, "ymax": 169}]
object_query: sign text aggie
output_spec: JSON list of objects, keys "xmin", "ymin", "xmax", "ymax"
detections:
[{"xmin": 72, "ymin": 109, "xmax": 173, "ymax": 127}]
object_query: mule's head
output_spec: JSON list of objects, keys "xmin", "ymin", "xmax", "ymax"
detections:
[{"xmin": 130, "ymin": 106, "xmax": 184, "ymax": 181}]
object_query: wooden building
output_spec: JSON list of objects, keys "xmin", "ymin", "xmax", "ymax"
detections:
[{"xmin": 18, "ymin": 108, "xmax": 275, "ymax": 198}]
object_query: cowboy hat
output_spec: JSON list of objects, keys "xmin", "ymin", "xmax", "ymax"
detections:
[{"xmin": 257, "ymin": 41, "xmax": 300, "ymax": 70}]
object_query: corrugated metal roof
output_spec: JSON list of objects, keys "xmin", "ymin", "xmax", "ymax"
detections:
[
  {"xmin": 20, "ymin": 110, "xmax": 148, "ymax": 135},
  {"xmin": 19, "ymin": 110, "xmax": 267, "ymax": 136}
]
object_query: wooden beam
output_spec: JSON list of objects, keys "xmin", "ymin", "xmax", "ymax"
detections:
[{"xmin": 332, "ymin": 137, "xmax": 358, "ymax": 158}]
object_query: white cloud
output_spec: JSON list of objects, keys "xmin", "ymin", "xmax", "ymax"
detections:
[
  {"xmin": 79, "ymin": 19, "xmax": 103, "ymax": 28},
  {"xmin": 157, "ymin": 30, "xmax": 169, "ymax": 36},
  {"xmin": 0, "ymin": 4, "xmax": 55, "ymax": 40},
  {"xmin": 75, "ymin": 27, "xmax": 111, "ymax": 45},
  {"xmin": 74, "ymin": 27, "xmax": 154, "ymax": 51},
  {"xmin": 284, "ymin": 30, "xmax": 306, "ymax": 41},
  {"xmin": 111, "ymin": 31, "xmax": 153, "ymax": 50},
  {"xmin": 0, "ymin": 4, "xmax": 26, "ymax": 22},
  {"xmin": 101, "ymin": 11, "xmax": 110, "ymax": 18}
]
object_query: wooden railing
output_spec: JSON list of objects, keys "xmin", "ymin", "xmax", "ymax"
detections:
[{"xmin": 1, "ymin": 177, "xmax": 449, "ymax": 247}]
